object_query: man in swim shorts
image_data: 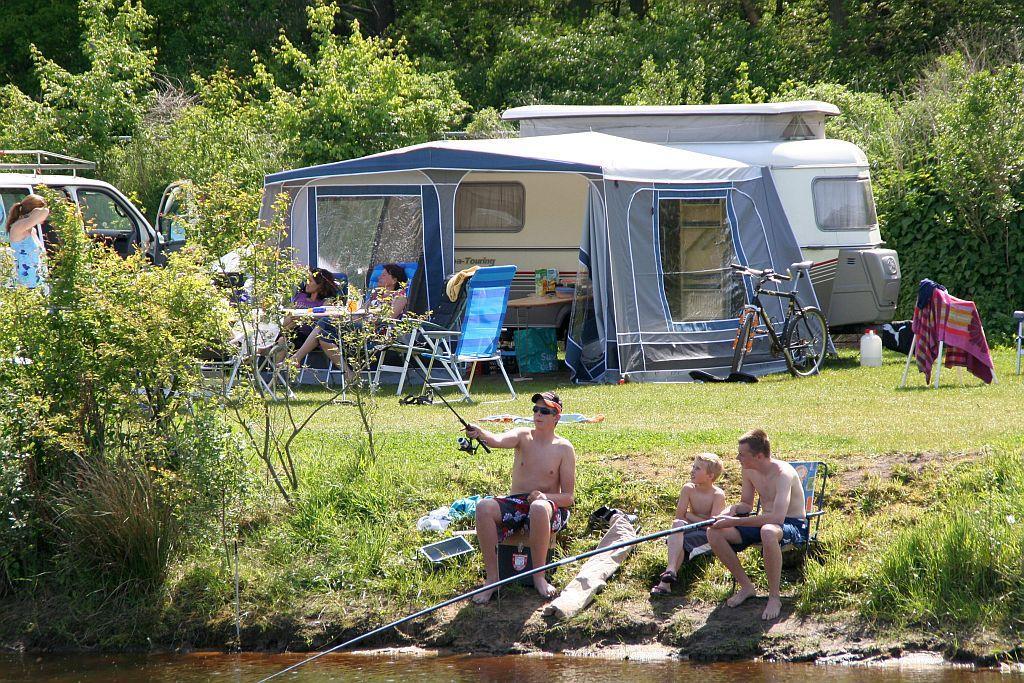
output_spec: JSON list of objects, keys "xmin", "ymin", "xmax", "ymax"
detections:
[
  {"xmin": 466, "ymin": 391, "xmax": 576, "ymax": 603},
  {"xmin": 706, "ymin": 428, "xmax": 808, "ymax": 621}
]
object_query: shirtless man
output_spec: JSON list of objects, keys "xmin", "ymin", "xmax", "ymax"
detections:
[
  {"xmin": 465, "ymin": 391, "xmax": 576, "ymax": 603},
  {"xmin": 706, "ymin": 429, "xmax": 807, "ymax": 621}
]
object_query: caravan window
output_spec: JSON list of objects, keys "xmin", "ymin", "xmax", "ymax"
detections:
[
  {"xmin": 658, "ymin": 198, "xmax": 744, "ymax": 323},
  {"xmin": 454, "ymin": 182, "xmax": 524, "ymax": 232},
  {"xmin": 812, "ymin": 176, "xmax": 878, "ymax": 230},
  {"xmin": 317, "ymin": 195, "xmax": 422, "ymax": 282}
]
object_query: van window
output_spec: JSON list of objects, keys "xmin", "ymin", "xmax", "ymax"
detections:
[
  {"xmin": 455, "ymin": 182, "xmax": 524, "ymax": 232},
  {"xmin": 316, "ymin": 195, "xmax": 423, "ymax": 282},
  {"xmin": 78, "ymin": 189, "xmax": 136, "ymax": 234},
  {"xmin": 812, "ymin": 176, "xmax": 878, "ymax": 230},
  {"xmin": 657, "ymin": 198, "xmax": 744, "ymax": 323},
  {"xmin": 0, "ymin": 189, "xmax": 30, "ymax": 243}
]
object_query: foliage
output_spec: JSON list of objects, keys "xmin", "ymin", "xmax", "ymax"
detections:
[
  {"xmin": 29, "ymin": 0, "xmax": 155, "ymax": 162},
  {"xmin": 254, "ymin": 4, "xmax": 468, "ymax": 167},
  {"xmin": 0, "ymin": 189, "xmax": 234, "ymax": 589},
  {"xmin": 104, "ymin": 72, "xmax": 285, "ymax": 216},
  {"xmin": 622, "ymin": 57, "xmax": 706, "ymax": 106},
  {"xmin": 464, "ymin": 107, "xmax": 516, "ymax": 138}
]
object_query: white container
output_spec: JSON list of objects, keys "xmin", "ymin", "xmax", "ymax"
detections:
[{"xmin": 860, "ymin": 329, "xmax": 883, "ymax": 367}]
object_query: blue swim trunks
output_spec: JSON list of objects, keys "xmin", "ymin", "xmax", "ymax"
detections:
[{"xmin": 732, "ymin": 516, "xmax": 808, "ymax": 549}]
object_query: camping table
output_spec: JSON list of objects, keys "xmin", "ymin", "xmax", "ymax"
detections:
[
  {"xmin": 282, "ymin": 306, "xmax": 365, "ymax": 319},
  {"xmin": 505, "ymin": 292, "xmax": 574, "ymax": 318},
  {"xmin": 504, "ymin": 293, "xmax": 574, "ymax": 380}
]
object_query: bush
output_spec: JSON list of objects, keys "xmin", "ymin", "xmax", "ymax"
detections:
[{"xmin": 0, "ymin": 189, "xmax": 234, "ymax": 590}]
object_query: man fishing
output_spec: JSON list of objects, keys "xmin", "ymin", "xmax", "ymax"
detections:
[{"xmin": 465, "ymin": 391, "xmax": 577, "ymax": 603}]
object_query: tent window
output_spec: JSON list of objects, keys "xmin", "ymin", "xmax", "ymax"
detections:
[
  {"xmin": 317, "ymin": 195, "xmax": 422, "ymax": 282},
  {"xmin": 454, "ymin": 182, "xmax": 525, "ymax": 232},
  {"xmin": 658, "ymin": 198, "xmax": 744, "ymax": 323},
  {"xmin": 812, "ymin": 176, "xmax": 878, "ymax": 230}
]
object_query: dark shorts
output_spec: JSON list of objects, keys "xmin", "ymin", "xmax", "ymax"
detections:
[
  {"xmin": 495, "ymin": 494, "xmax": 570, "ymax": 542},
  {"xmin": 678, "ymin": 528, "xmax": 711, "ymax": 561},
  {"xmin": 733, "ymin": 516, "xmax": 808, "ymax": 550}
]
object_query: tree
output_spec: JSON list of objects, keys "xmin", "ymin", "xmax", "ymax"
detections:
[{"xmin": 255, "ymin": 3, "xmax": 468, "ymax": 167}]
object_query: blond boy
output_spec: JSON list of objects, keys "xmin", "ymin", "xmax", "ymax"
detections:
[{"xmin": 651, "ymin": 453, "xmax": 726, "ymax": 595}]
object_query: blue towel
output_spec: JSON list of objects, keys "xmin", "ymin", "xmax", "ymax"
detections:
[
  {"xmin": 449, "ymin": 495, "xmax": 489, "ymax": 521},
  {"xmin": 916, "ymin": 279, "xmax": 946, "ymax": 311}
]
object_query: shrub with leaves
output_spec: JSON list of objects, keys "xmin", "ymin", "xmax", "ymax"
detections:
[
  {"xmin": 254, "ymin": 3, "xmax": 468, "ymax": 167},
  {"xmin": 0, "ymin": 188, "xmax": 234, "ymax": 588}
]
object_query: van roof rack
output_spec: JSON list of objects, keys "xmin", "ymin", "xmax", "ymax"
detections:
[{"xmin": 0, "ymin": 150, "xmax": 96, "ymax": 175}]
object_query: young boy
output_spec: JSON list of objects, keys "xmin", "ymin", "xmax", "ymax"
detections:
[{"xmin": 651, "ymin": 452, "xmax": 726, "ymax": 595}]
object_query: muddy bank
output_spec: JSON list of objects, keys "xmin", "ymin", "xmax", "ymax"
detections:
[{"xmin": 6, "ymin": 591, "xmax": 1012, "ymax": 670}]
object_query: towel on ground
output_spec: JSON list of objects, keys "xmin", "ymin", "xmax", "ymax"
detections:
[
  {"xmin": 480, "ymin": 413, "xmax": 605, "ymax": 424},
  {"xmin": 543, "ymin": 512, "xmax": 637, "ymax": 619}
]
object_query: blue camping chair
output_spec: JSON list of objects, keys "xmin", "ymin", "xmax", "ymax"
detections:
[
  {"xmin": 414, "ymin": 265, "xmax": 518, "ymax": 401},
  {"xmin": 366, "ymin": 262, "xmax": 418, "ymax": 297}
]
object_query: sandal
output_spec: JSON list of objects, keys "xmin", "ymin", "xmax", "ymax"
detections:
[{"xmin": 650, "ymin": 570, "xmax": 676, "ymax": 596}]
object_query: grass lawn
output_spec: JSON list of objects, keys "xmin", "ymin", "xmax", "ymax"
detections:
[{"xmin": 159, "ymin": 346, "xmax": 1021, "ymax": 652}]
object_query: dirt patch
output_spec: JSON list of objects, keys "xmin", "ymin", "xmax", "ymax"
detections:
[{"xmin": 835, "ymin": 450, "xmax": 984, "ymax": 489}]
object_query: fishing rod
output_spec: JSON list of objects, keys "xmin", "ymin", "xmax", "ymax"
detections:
[
  {"xmin": 256, "ymin": 516, "xmax": 716, "ymax": 682},
  {"xmin": 408, "ymin": 366, "xmax": 491, "ymax": 454}
]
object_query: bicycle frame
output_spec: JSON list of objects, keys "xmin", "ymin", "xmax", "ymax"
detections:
[{"xmin": 733, "ymin": 264, "xmax": 813, "ymax": 363}]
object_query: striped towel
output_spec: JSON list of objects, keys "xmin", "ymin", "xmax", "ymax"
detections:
[{"xmin": 913, "ymin": 288, "xmax": 993, "ymax": 384}]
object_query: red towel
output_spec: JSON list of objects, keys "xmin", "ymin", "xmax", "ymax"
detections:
[{"xmin": 912, "ymin": 289, "xmax": 993, "ymax": 384}]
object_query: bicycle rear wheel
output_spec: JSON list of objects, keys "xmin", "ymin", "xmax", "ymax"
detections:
[
  {"xmin": 783, "ymin": 307, "xmax": 827, "ymax": 377},
  {"xmin": 730, "ymin": 310, "xmax": 755, "ymax": 373}
]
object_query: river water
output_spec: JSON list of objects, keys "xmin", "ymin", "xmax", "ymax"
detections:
[{"xmin": 0, "ymin": 652, "xmax": 1019, "ymax": 682}]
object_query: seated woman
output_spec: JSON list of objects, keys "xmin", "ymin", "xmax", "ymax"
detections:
[
  {"xmin": 277, "ymin": 268, "xmax": 339, "ymax": 361},
  {"xmin": 290, "ymin": 263, "xmax": 408, "ymax": 373}
]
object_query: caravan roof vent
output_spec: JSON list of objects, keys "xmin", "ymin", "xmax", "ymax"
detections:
[{"xmin": 782, "ymin": 114, "xmax": 816, "ymax": 140}]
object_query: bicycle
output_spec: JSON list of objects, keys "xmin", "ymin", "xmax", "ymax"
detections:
[{"xmin": 719, "ymin": 261, "xmax": 828, "ymax": 379}]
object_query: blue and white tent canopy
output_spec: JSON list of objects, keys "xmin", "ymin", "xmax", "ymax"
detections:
[{"xmin": 262, "ymin": 131, "xmax": 818, "ymax": 383}]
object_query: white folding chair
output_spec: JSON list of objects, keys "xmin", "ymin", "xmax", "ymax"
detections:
[{"xmin": 1015, "ymin": 310, "xmax": 1023, "ymax": 376}]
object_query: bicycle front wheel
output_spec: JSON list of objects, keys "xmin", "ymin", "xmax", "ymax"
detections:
[
  {"xmin": 783, "ymin": 307, "xmax": 828, "ymax": 377},
  {"xmin": 730, "ymin": 310, "xmax": 755, "ymax": 373}
]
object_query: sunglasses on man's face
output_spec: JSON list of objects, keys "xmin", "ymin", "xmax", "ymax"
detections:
[{"xmin": 533, "ymin": 405, "xmax": 558, "ymax": 416}]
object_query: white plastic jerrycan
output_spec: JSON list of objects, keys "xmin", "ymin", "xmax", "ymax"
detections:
[{"xmin": 860, "ymin": 328, "xmax": 883, "ymax": 367}]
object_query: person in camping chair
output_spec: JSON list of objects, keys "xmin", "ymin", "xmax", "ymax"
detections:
[
  {"xmin": 705, "ymin": 428, "xmax": 807, "ymax": 621},
  {"xmin": 465, "ymin": 392, "xmax": 576, "ymax": 603}
]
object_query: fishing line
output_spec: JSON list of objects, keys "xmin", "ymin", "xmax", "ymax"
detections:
[
  {"xmin": 409, "ymin": 366, "xmax": 491, "ymax": 454},
  {"xmin": 256, "ymin": 517, "xmax": 715, "ymax": 682}
]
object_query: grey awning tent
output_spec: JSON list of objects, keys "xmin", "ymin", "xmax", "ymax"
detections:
[{"xmin": 261, "ymin": 131, "xmax": 819, "ymax": 382}]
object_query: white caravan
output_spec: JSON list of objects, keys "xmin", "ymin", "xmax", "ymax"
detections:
[{"xmin": 499, "ymin": 101, "xmax": 900, "ymax": 330}]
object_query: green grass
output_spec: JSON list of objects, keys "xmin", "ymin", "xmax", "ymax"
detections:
[
  {"xmin": 14, "ymin": 348, "xmax": 1024, "ymax": 649},
  {"xmin": 218, "ymin": 348, "xmax": 1024, "ymax": 643}
]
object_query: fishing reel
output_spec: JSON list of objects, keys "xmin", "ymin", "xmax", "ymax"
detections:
[{"xmin": 457, "ymin": 436, "xmax": 482, "ymax": 455}]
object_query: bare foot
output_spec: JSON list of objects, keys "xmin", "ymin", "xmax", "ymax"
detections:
[
  {"xmin": 726, "ymin": 584, "xmax": 757, "ymax": 608},
  {"xmin": 762, "ymin": 596, "xmax": 782, "ymax": 620},
  {"xmin": 471, "ymin": 583, "xmax": 498, "ymax": 604},
  {"xmin": 532, "ymin": 574, "xmax": 558, "ymax": 599}
]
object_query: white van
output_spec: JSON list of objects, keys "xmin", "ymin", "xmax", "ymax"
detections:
[
  {"xmin": 0, "ymin": 151, "xmax": 185, "ymax": 264},
  {"xmin": 501, "ymin": 102, "xmax": 901, "ymax": 331}
]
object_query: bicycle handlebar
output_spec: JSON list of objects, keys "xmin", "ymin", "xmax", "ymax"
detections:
[{"xmin": 730, "ymin": 263, "xmax": 792, "ymax": 282}]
